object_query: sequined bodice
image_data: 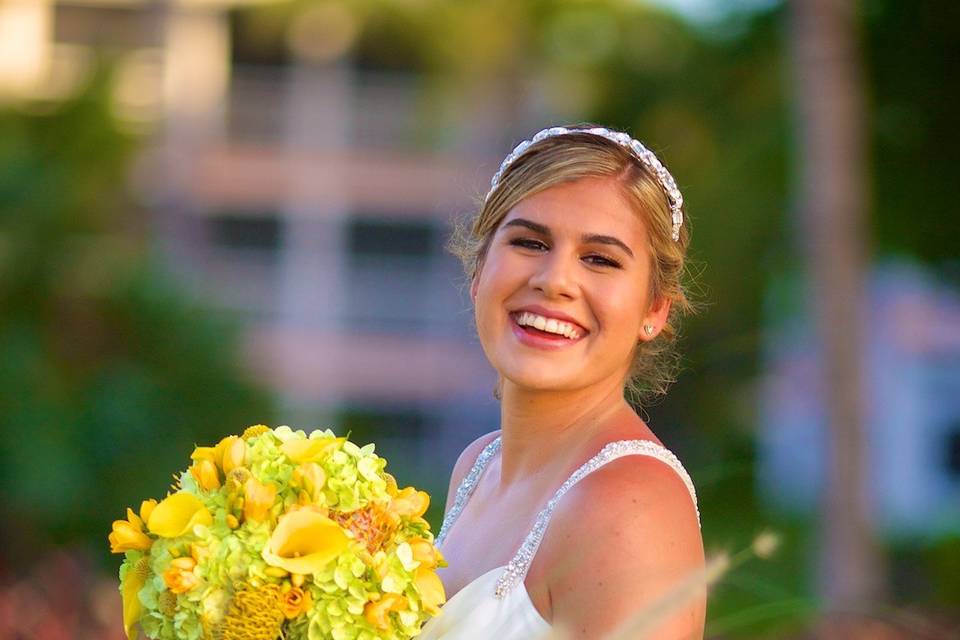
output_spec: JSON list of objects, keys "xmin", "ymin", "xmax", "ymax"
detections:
[{"xmin": 435, "ymin": 435, "xmax": 700, "ymax": 600}]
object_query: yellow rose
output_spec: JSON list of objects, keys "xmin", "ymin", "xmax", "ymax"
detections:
[
  {"xmin": 281, "ymin": 586, "xmax": 312, "ymax": 619},
  {"xmin": 163, "ymin": 556, "xmax": 200, "ymax": 594}
]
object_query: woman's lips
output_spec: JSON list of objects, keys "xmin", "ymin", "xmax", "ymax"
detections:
[{"xmin": 509, "ymin": 313, "xmax": 586, "ymax": 350}]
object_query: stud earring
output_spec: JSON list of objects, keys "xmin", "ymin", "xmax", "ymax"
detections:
[{"xmin": 643, "ymin": 324, "xmax": 654, "ymax": 336}]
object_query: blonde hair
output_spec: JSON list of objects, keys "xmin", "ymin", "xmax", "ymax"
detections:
[{"xmin": 448, "ymin": 128, "xmax": 699, "ymax": 406}]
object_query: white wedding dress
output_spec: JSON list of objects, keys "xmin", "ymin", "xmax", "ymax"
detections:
[{"xmin": 417, "ymin": 435, "xmax": 699, "ymax": 639}]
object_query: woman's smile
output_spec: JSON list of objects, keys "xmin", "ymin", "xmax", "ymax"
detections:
[{"xmin": 508, "ymin": 306, "xmax": 589, "ymax": 350}]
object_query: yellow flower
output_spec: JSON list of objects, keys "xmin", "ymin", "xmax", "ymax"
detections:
[
  {"xmin": 121, "ymin": 556, "xmax": 150, "ymax": 639},
  {"xmin": 414, "ymin": 567, "xmax": 446, "ymax": 615},
  {"xmin": 408, "ymin": 537, "xmax": 444, "ymax": 570},
  {"xmin": 147, "ymin": 492, "xmax": 213, "ymax": 538},
  {"xmin": 242, "ymin": 424, "xmax": 271, "ymax": 440},
  {"xmin": 290, "ymin": 462, "xmax": 326, "ymax": 502},
  {"xmin": 243, "ymin": 477, "xmax": 277, "ymax": 523},
  {"xmin": 219, "ymin": 435, "xmax": 247, "ymax": 474},
  {"xmin": 163, "ymin": 556, "xmax": 200, "ymax": 594},
  {"xmin": 363, "ymin": 593, "xmax": 407, "ymax": 630},
  {"xmin": 190, "ymin": 459, "xmax": 221, "ymax": 492},
  {"xmin": 261, "ymin": 509, "xmax": 350, "ymax": 575},
  {"xmin": 389, "ymin": 487, "xmax": 430, "ymax": 518},
  {"xmin": 190, "ymin": 446, "xmax": 218, "ymax": 463},
  {"xmin": 281, "ymin": 586, "xmax": 312, "ymax": 619},
  {"xmin": 109, "ymin": 508, "xmax": 152, "ymax": 553},
  {"xmin": 139, "ymin": 499, "xmax": 157, "ymax": 523},
  {"xmin": 280, "ymin": 437, "xmax": 345, "ymax": 463}
]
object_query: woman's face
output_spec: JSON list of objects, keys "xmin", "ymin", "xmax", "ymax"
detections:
[{"xmin": 471, "ymin": 175, "xmax": 670, "ymax": 395}]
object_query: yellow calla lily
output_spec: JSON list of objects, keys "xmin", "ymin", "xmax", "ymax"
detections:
[
  {"xmin": 414, "ymin": 567, "xmax": 446, "ymax": 615},
  {"xmin": 120, "ymin": 559, "xmax": 148, "ymax": 639},
  {"xmin": 261, "ymin": 509, "xmax": 349, "ymax": 575},
  {"xmin": 280, "ymin": 437, "xmax": 345, "ymax": 463},
  {"xmin": 389, "ymin": 487, "xmax": 430, "ymax": 518},
  {"xmin": 147, "ymin": 493, "xmax": 213, "ymax": 538}
]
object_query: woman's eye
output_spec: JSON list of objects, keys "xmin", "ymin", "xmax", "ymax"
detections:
[
  {"xmin": 509, "ymin": 238, "xmax": 547, "ymax": 251},
  {"xmin": 584, "ymin": 254, "xmax": 622, "ymax": 269}
]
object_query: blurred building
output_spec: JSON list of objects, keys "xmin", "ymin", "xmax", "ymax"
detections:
[
  {"xmin": 759, "ymin": 260, "xmax": 960, "ymax": 536},
  {"xmin": 1, "ymin": 0, "xmax": 562, "ymax": 483}
]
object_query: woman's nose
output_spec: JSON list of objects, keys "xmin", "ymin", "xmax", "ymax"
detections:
[{"xmin": 528, "ymin": 252, "xmax": 577, "ymax": 300}]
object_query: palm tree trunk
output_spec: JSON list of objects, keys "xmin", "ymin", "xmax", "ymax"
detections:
[{"xmin": 787, "ymin": 0, "xmax": 886, "ymax": 613}]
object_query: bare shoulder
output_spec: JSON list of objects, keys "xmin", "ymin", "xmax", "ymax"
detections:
[
  {"xmin": 442, "ymin": 430, "xmax": 501, "ymax": 517},
  {"xmin": 543, "ymin": 452, "xmax": 705, "ymax": 639}
]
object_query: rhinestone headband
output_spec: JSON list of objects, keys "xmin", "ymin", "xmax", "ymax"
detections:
[{"xmin": 486, "ymin": 126, "xmax": 684, "ymax": 241}]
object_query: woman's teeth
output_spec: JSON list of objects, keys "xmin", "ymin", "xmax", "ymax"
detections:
[{"xmin": 514, "ymin": 311, "xmax": 582, "ymax": 339}]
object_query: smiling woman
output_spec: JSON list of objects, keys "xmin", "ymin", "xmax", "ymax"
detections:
[{"xmin": 420, "ymin": 126, "xmax": 705, "ymax": 639}]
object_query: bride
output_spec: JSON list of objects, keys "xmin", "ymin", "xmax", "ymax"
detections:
[{"xmin": 418, "ymin": 125, "xmax": 705, "ymax": 639}]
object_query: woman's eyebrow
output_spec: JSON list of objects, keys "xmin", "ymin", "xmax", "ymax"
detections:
[{"xmin": 502, "ymin": 217, "xmax": 634, "ymax": 259}]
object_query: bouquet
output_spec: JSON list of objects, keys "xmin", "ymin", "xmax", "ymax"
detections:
[{"xmin": 109, "ymin": 425, "xmax": 446, "ymax": 640}]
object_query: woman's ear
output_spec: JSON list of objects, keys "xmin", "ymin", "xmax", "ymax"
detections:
[{"xmin": 640, "ymin": 296, "xmax": 672, "ymax": 341}]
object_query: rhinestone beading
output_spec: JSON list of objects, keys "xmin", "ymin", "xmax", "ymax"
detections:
[
  {"xmin": 436, "ymin": 437, "xmax": 502, "ymax": 548},
  {"xmin": 486, "ymin": 126, "xmax": 685, "ymax": 242}
]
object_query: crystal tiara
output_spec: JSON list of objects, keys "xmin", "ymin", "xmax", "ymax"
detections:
[{"xmin": 486, "ymin": 126, "xmax": 684, "ymax": 242}]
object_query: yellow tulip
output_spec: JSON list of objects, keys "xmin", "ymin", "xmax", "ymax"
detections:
[
  {"xmin": 280, "ymin": 437, "xmax": 345, "ymax": 463},
  {"xmin": 243, "ymin": 477, "xmax": 277, "ymax": 522},
  {"xmin": 147, "ymin": 493, "xmax": 213, "ymax": 538},
  {"xmin": 389, "ymin": 487, "xmax": 430, "ymax": 518},
  {"xmin": 190, "ymin": 459, "xmax": 221, "ymax": 492},
  {"xmin": 109, "ymin": 518, "xmax": 152, "ymax": 553},
  {"xmin": 363, "ymin": 593, "xmax": 407, "ymax": 630},
  {"xmin": 219, "ymin": 436, "xmax": 246, "ymax": 474},
  {"xmin": 414, "ymin": 567, "xmax": 446, "ymax": 615},
  {"xmin": 121, "ymin": 558, "xmax": 149, "ymax": 638},
  {"xmin": 261, "ymin": 509, "xmax": 349, "ymax": 575}
]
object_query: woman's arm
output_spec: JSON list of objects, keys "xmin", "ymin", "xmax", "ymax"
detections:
[{"xmin": 545, "ymin": 455, "xmax": 705, "ymax": 639}]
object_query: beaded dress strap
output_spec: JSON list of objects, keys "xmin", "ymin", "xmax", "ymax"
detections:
[
  {"xmin": 436, "ymin": 436, "xmax": 503, "ymax": 548},
  {"xmin": 494, "ymin": 439, "xmax": 699, "ymax": 599}
]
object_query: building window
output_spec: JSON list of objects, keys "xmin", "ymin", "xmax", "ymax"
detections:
[
  {"xmin": 946, "ymin": 425, "xmax": 960, "ymax": 479},
  {"xmin": 209, "ymin": 211, "xmax": 283, "ymax": 254},
  {"xmin": 344, "ymin": 216, "xmax": 439, "ymax": 333}
]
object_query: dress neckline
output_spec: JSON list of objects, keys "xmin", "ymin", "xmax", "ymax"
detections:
[{"xmin": 436, "ymin": 434, "xmax": 699, "ymax": 600}]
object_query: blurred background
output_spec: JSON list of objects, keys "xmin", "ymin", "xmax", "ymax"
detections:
[{"xmin": 0, "ymin": 0, "xmax": 957, "ymax": 637}]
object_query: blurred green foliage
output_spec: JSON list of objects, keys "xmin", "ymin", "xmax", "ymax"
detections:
[{"xmin": 0, "ymin": 69, "xmax": 276, "ymax": 569}]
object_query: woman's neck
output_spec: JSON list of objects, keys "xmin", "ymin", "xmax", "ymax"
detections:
[{"xmin": 496, "ymin": 378, "xmax": 636, "ymax": 488}]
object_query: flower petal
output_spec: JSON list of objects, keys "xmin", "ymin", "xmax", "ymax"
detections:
[
  {"xmin": 262, "ymin": 509, "xmax": 349, "ymax": 575},
  {"xmin": 121, "ymin": 563, "xmax": 147, "ymax": 638},
  {"xmin": 414, "ymin": 567, "xmax": 446, "ymax": 615},
  {"xmin": 280, "ymin": 437, "xmax": 345, "ymax": 464},
  {"xmin": 147, "ymin": 493, "xmax": 212, "ymax": 538}
]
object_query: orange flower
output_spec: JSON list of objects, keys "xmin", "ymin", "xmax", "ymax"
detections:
[
  {"xmin": 363, "ymin": 593, "xmax": 407, "ymax": 630},
  {"xmin": 414, "ymin": 567, "xmax": 446, "ymax": 615},
  {"xmin": 190, "ymin": 459, "xmax": 221, "ymax": 492},
  {"xmin": 408, "ymin": 537, "xmax": 444, "ymax": 570},
  {"xmin": 389, "ymin": 487, "xmax": 430, "ymax": 518},
  {"xmin": 109, "ymin": 508, "xmax": 152, "ymax": 553},
  {"xmin": 163, "ymin": 556, "xmax": 200, "ymax": 594},
  {"xmin": 243, "ymin": 477, "xmax": 277, "ymax": 522},
  {"xmin": 281, "ymin": 586, "xmax": 312, "ymax": 619}
]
